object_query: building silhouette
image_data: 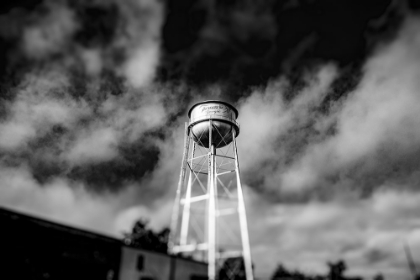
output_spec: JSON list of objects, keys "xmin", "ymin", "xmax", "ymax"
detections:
[{"xmin": 0, "ymin": 206, "xmax": 207, "ymax": 280}]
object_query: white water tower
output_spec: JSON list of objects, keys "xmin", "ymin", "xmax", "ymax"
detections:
[{"xmin": 168, "ymin": 101, "xmax": 254, "ymax": 280}]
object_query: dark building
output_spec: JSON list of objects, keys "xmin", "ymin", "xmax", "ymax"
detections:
[{"xmin": 0, "ymin": 206, "xmax": 207, "ymax": 280}]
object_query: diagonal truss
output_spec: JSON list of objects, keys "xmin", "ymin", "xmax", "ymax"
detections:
[{"xmin": 169, "ymin": 120, "xmax": 253, "ymax": 280}]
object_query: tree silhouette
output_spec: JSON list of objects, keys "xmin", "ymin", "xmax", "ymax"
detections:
[
  {"xmin": 328, "ymin": 260, "xmax": 347, "ymax": 280},
  {"xmin": 372, "ymin": 274, "xmax": 384, "ymax": 280},
  {"xmin": 270, "ymin": 260, "xmax": 368, "ymax": 280},
  {"xmin": 123, "ymin": 218, "xmax": 170, "ymax": 253},
  {"xmin": 271, "ymin": 263, "xmax": 324, "ymax": 280},
  {"xmin": 271, "ymin": 264, "xmax": 293, "ymax": 279}
]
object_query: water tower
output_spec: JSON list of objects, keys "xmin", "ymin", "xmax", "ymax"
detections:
[{"xmin": 168, "ymin": 101, "xmax": 254, "ymax": 280}]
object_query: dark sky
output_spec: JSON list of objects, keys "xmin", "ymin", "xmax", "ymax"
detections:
[
  {"xmin": 1, "ymin": 0, "xmax": 420, "ymax": 278},
  {"xmin": 1, "ymin": 0, "xmax": 413, "ymax": 98},
  {"xmin": 160, "ymin": 0, "xmax": 396, "ymax": 90}
]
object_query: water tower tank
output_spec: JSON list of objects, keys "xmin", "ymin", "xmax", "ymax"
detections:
[{"xmin": 188, "ymin": 100, "xmax": 240, "ymax": 148}]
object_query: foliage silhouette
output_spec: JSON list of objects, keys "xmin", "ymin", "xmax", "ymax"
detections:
[
  {"xmin": 271, "ymin": 260, "xmax": 367, "ymax": 280},
  {"xmin": 372, "ymin": 274, "xmax": 384, "ymax": 280},
  {"xmin": 123, "ymin": 218, "xmax": 170, "ymax": 253}
]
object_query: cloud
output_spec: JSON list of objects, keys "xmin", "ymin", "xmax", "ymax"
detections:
[
  {"xmin": 0, "ymin": 0, "xmax": 172, "ymax": 232},
  {"xmin": 0, "ymin": 71, "xmax": 83, "ymax": 151},
  {"xmin": 235, "ymin": 15, "xmax": 420, "ymax": 279},
  {"xmin": 66, "ymin": 127, "xmax": 119, "ymax": 164},
  {"xmin": 80, "ymin": 48, "xmax": 103, "ymax": 76},
  {"xmin": 118, "ymin": 0, "xmax": 164, "ymax": 88},
  {"xmin": 22, "ymin": 2, "xmax": 78, "ymax": 59},
  {"xmin": 124, "ymin": 43, "xmax": 160, "ymax": 88},
  {"xmin": 0, "ymin": 165, "xmax": 128, "ymax": 235},
  {"xmin": 236, "ymin": 16, "xmax": 420, "ymax": 200},
  {"xmin": 247, "ymin": 189, "xmax": 420, "ymax": 279},
  {"xmin": 236, "ymin": 64, "xmax": 338, "ymax": 197}
]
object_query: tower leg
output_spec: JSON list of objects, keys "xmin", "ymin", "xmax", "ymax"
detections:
[
  {"xmin": 180, "ymin": 142, "xmax": 195, "ymax": 246},
  {"xmin": 208, "ymin": 120, "xmax": 217, "ymax": 280},
  {"xmin": 233, "ymin": 132, "xmax": 254, "ymax": 280},
  {"xmin": 169, "ymin": 123, "xmax": 190, "ymax": 253}
]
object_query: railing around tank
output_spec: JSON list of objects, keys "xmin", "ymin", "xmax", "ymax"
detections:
[{"xmin": 188, "ymin": 115, "xmax": 240, "ymax": 131}]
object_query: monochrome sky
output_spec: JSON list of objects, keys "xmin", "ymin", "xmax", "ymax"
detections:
[{"xmin": 1, "ymin": 0, "xmax": 420, "ymax": 279}]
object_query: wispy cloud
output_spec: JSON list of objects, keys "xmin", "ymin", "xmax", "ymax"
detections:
[
  {"xmin": 238, "ymin": 15, "xmax": 420, "ymax": 279},
  {"xmin": 0, "ymin": 0, "xmax": 170, "ymax": 235},
  {"xmin": 237, "ymin": 16, "xmax": 420, "ymax": 200}
]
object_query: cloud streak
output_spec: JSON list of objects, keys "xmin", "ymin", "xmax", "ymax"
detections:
[
  {"xmin": 237, "ymin": 16, "xmax": 420, "ymax": 201},
  {"xmin": 235, "ymin": 15, "xmax": 420, "ymax": 279},
  {"xmin": 0, "ymin": 0, "xmax": 171, "ymax": 234}
]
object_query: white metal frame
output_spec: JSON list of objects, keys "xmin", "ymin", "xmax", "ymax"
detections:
[{"xmin": 169, "ymin": 119, "xmax": 254, "ymax": 280}]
